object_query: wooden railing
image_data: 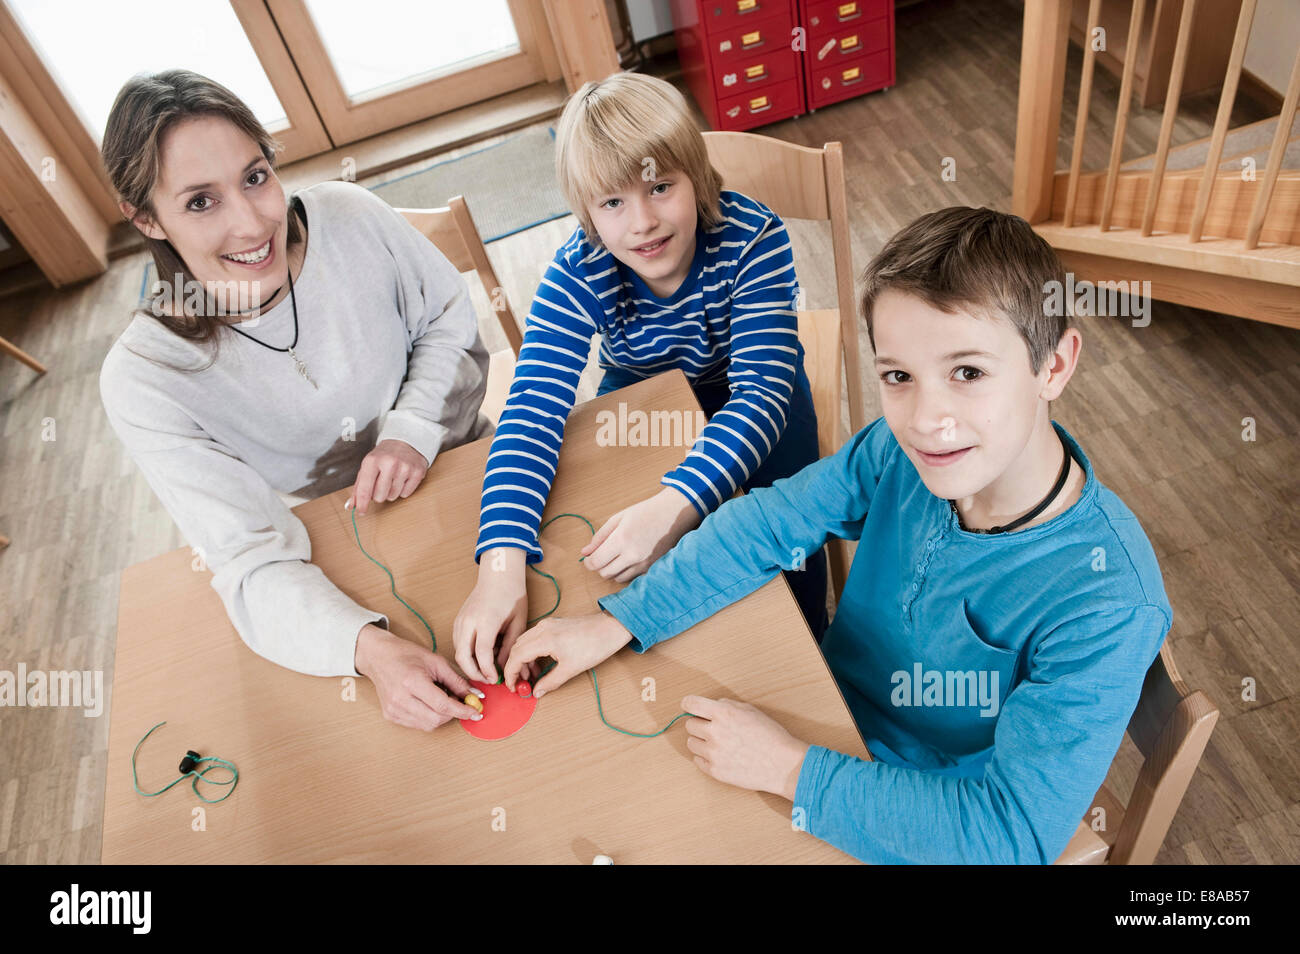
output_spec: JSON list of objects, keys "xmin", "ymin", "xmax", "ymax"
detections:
[{"xmin": 1013, "ymin": 0, "xmax": 1300, "ymax": 329}]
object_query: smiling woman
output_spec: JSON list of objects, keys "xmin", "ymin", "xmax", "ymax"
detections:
[{"xmin": 97, "ymin": 70, "xmax": 492, "ymax": 732}]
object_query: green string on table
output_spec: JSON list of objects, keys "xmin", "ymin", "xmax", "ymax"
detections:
[
  {"xmin": 349, "ymin": 507, "xmax": 695, "ymax": 738},
  {"xmin": 131, "ymin": 721, "xmax": 239, "ymax": 803},
  {"xmin": 351, "ymin": 505, "xmax": 440, "ymax": 652}
]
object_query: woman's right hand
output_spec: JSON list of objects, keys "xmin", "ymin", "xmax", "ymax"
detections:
[
  {"xmin": 452, "ymin": 547, "xmax": 530, "ymax": 684},
  {"xmin": 354, "ymin": 624, "xmax": 482, "ymax": 731}
]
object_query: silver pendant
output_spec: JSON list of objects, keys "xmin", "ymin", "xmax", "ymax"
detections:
[{"xmin": 287, "ymin": 346, "xmax": 319, "ymax": 390}]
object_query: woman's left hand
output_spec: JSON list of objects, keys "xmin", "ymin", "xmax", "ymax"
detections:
[
  {"xmin": 346, "ymin": 439, "xmax": 430, "ymax": 514},
  {"xmin": 682, "ymin": 695, "xmax": 811, "ymax": 801}
]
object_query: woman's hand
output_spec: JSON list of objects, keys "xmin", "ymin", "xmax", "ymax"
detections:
[
  {"xmin": 682, "ymin": 696, "xmax": 811, "ymax": 800},
  {"xmin": 502, "ymin": 611, "xmax": 633, "ymax": 698},
  {"xmin": 452, "ymin": 548, "xmax": 533, "ymax": 684},
  {"xmin": 346, "ymin": 439, "xmax": 429, "ymax": 514},
  {"xmin": 580, "ymin": 487, "xmax": 702, "ymax": 583},
  {"xmin": 354, "ymin": 624, "xmax": 482, "ymax": 730}
]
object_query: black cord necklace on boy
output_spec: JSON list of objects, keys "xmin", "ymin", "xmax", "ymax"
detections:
[
  {"xmin": 224, "ymin": 259, "xmax": 318, "ymax": 390},
  {"xmin": 947, "ymin": 429, "xmax": 1073, "ymax": 534}
]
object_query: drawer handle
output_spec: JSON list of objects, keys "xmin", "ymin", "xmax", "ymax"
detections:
[
  {"xmin": 745, "ymin": 63, "xmax": 767, "ymax": 81},
  {"xmin": 841, "ymin": 66, "xmax": 863, "ymax": 84},
  {"xmin": 736, "ymin": 0, "xmax": 759, "ymax": 12},
  {"xmin": 741, "ymin": 29, "xmax": 764, "ymax": 49},
  {"xmin": 837, "ymin": 2, "xmax": 861, "ymax": 21},
  {"xmin": 840, "ymin": 34, "xmax": 862, "ymax": 53},
  {"xmin": 748, "ymin": 94, "xmax": 771, "ymax": 113}
]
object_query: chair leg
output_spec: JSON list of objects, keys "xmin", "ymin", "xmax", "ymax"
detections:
[{"xmin": 0, "ymin": 336, "xmax": 47, "ymax": 375}]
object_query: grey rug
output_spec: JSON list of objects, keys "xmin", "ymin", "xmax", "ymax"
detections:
[{"xmin": 368, "ymin": 125, "xmax": 570, "ymax": 242}]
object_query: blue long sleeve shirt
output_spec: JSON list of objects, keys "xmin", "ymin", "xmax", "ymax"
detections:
[
  {"xmin": 475, "ymin": 191, "xmax": 802, "ymax": 562},
  {"xmin": 598, "ymin": 416, "xmax": 1173, "ymax": 864}
]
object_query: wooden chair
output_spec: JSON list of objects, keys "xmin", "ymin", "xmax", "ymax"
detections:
[
  {"xmin": 1054, "ymin": 640, "xmax": 1219, "ymax": 864},
  {"xmin": 702, "ymin": 131, "xmax": 865, "ymax": 603},
  {"xmin": 1, "ymin": 335, "xmax": 46, "ymax": 374},
  {"xmin": 397, "ymin": 196, "xmax": 522, "ymax": 425}
]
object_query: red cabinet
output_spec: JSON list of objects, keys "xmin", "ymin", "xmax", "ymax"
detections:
[
  {"xmin": 672, "ymin": 0, "xmax": 807, "ymax": 131},
  {"xmin": 671, "ymin": 0, "xmax": 894, "ymax": 131},
  {"xmin": 801, "ymin": 0, "xmax": 894, "ymax": 110}
]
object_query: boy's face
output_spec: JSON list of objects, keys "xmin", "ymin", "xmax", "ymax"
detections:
[
  {"xmin": 871, "ymin": 288, "xmax": 1054, "ymax": 502},
  {"xmin": 586, "ymin": 171, "xmax": 698, "ymax": 298}
]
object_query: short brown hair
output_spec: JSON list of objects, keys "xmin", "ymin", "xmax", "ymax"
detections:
[
  {"xmin": 554, "ymin": 72, "xmax": 723, "ymax": 243},
  {"xmin": 859, "ymin": 207, "xmax": 1070, "ymax": 375}
]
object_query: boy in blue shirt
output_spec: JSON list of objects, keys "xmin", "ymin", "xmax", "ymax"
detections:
[
  {"xmin": 501, "ymin": 207, "xmax": 1174, "ymax": 864},
  {"xmin": 455, "ymin": 72, "xmax": 828, "ymax": 684}
]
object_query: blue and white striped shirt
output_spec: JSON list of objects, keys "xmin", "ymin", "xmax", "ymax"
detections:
[{"xmin": 475, "ymin": 190, "xmax": 802, "ymax": 562}]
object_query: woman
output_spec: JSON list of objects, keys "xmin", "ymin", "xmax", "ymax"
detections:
[{"xmin": 99, "ymin": 69, "xmax": 487, "ymax": 731}]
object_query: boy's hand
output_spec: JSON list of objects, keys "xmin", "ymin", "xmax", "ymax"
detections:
[
  {"xmin": 346, "ymin": 439, "xmax": 429, "ymax": 515},
  {"xmin": 452, "ymin": 548, "xmax": 534, "ymax": 684},
  {"xmin": 682, "ymin": 696, "xmax": 811, "ymax": 801},
  {"xmin": 354, "ymin": 624, "xmax": 482, "ymax": 731},
  {"xmin": 502, "ymin": 611, "xmax": 633, "ymax": 698},
  {"xmin": 581, "ymin": 487, "xmax": 702, "ymax": 582}
]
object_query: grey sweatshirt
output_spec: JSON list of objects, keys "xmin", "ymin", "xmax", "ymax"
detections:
[{"xmin": 99, "ymin": 180, "xmax": 491, "ymax": 677}]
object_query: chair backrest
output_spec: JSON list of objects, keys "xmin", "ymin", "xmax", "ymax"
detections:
[
  {"xmin": 1054, "ymin": 639, "xmax": 1219, "ymax": 865},
  {"xmin": 1111, "ymin": 640, "xmax": 1219, "ymax": 864},
  {"xmin": 702, "ymin": 131, "xmax": 866, "ymax": 438},
  {"xmin": 703, "ymin": 131, "xmax": 864, "ymax": 604},
  {"xmin": 397, "ymin": 196, "xmax": 523, "ymax": 356}
]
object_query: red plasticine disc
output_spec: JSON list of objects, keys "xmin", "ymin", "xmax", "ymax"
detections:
[{"xmin": 460, "ymin": 679, "xmax": 538, "ymax": 741}]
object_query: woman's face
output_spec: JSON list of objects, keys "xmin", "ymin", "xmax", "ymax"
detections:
[{"xmin": 129, "ymin": 114, "xmax": 290, "ymax": 312}]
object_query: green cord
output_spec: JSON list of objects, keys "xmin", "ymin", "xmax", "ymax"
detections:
[
  {"xmin": 131, "ymin": 721, "xmax": 238, "ymax": 804},
  {"xmin": 351, "ymin": 507, "xmax": 694, "ymax": 738},
  {"xmin": 351, "ymin": 505, "xmax": 439, "ymax": 651},
  {"xmin": 586, "ymin": 668, "xmax": 695, "ymax": 738},
  {"xmin": 526, "ymin": 512, "xmax": 596, "ymax": 627}
]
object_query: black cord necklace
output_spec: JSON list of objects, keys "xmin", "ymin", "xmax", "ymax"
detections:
[
  {"xmin": 225, "ymin": 228, "xmax": 317, "ymax": 390},
  {"xmin": 948, "ymin": 429, "xmax": 1074, "ymax": 534}
]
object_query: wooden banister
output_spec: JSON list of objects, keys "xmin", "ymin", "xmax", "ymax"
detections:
[
  {"xmin": 1189, "ymin": 0, "xmax": 1258, "ymax": 242},
  {"xmin": 1100, "ymin": 0, "xmax": 1147, "ymax": 232},
  {"xmin": 1064, "ymin": 0, "xmax": 1102, "ymax": 228},
  {"xmin": 1140, "ymin": 0, "xmax": 1198, "ymax": 237},
  {"xmin": 1244, "ymin": 46, "xmax": 1300, "ymax": 249},
  {"xmin": 1012, "ymin": 0, "xmax": 1072, "ymax": 223}
]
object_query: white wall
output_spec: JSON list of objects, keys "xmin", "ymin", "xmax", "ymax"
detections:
[
  {"xmin": 1243, "ymin": 0, "xmax": 1299, "ymax": 95},
  {"xmin": 626, "ymin": 0, "xmax": 675, "ymax": 41}
]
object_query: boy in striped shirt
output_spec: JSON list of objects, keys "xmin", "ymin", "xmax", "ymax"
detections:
[{"xmin": 453, "ymin": 73, "xmax": 828, "ymax": 683}]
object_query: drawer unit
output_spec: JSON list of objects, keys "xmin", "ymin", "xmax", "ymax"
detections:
[
  {"xmin": 699, "ymin": 0, "xmax": 788, "ymax": 35},
  {"xmin": 802, "ymin": 0, "xmax": 891, "ymax": 40},
  {"xmin": 799, "ymin": 0, "xmax": 894, "ymax": 111},
  {"xmin": 707, "ymin": 8, "xmax": 793, "ymax": 70},
  {"xmin": 807, "ymin": 48, "xmax": 892, "ymax": 109},
  {"xmin": 672, "ymin": 0, "xmax": 806, "ymax": 132},
  {"xmin": 670, "ymin": 0, "xmax": 894, "ymax": 130}
]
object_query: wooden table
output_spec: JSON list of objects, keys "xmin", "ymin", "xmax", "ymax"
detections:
[{"xmin": 102, "ymin": 370, "xmax": 870, "ymax": 863}]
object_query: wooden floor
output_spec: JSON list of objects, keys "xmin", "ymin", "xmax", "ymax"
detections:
[{"xmin": 1, "ymin": 0, "xmax": 1296, "ymax": 864}]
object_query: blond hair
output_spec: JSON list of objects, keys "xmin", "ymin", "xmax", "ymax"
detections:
[{"xmin": 554, "ymin": 72, "xmax": 722, "ymax": 243}]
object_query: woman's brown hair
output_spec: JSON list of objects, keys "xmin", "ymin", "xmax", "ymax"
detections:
[{"xmin": 101, "ymin": 69, "xmax": 301, "ymax": 363}]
